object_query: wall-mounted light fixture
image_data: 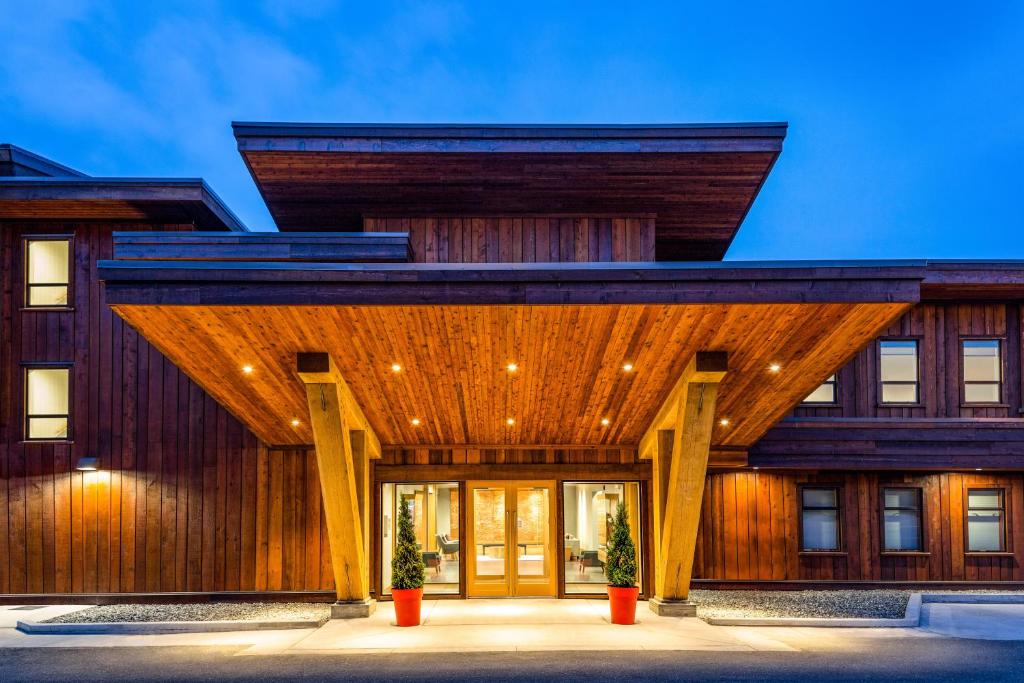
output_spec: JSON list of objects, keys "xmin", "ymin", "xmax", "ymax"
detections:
[{"xmin": 75, "ymin": 456, "xmax": 99, "ymax": 471}]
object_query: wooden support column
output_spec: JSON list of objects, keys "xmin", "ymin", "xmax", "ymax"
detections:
[
  {"xmin": 350, "ymin": 430, "xmax": 371, "ymax": 597},
  {"xmin": 640, "ymin": 351, "xmax": 727, "ymax": 616},
  {"xmin": 297, "ymin": 352, "xmax": 380, "ymax": 618}
]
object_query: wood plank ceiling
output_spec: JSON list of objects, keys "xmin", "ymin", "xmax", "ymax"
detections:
[{"xmin": 111, "ymin": 302, "xmax": 909, "ymax": 450}]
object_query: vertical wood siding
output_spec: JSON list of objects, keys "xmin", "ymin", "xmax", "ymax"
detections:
[
  {"xmin": 794, "ymin": 303, "xmax": 1023, "ymax": 419},
  {"xmin": 363, "ymin": 216, "xmax": 656, "ymax": 263},
  {"xmin": 694, "ymin": 471, "xmax": 1024, "ymax": 582},
  {"xmin": 0, "ymin": 223, "xmax": 331, "ymax": 595}
]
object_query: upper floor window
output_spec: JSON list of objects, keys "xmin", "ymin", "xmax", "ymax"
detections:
[
  {"xmin": 25, "ymin": 237, "xmax": 71, "ymax": 308},
  {"xmin": 803, "ymin": 374, "xmax": 837, "ymax": 404},
  {"xmin": 966, "ymin": 489, "xmax": 1005, "ymax": 552},
  {"xmin": 25, "ymin": 366, "xmax": 71, "ymax": 440},
  {"xmin": 882, "ymin": 488, "xmax": 923, "ymax": 552},
  {"xmin": 879, "ymin": 339, "xmax": 919, "ymax": 404},
  {"xmin": 962, "ymin": 339, "xmax": 1002, "ymax": 404},
  {"xmin": 800, "ymin": 486, "xmax": 841, "ymax": 551}
]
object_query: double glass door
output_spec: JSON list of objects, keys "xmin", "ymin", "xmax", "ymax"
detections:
[{"xmin": 466, "ymin": 480, "xmax": 557, "ymax": 597}]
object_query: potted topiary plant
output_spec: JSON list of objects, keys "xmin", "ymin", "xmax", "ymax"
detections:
[
  {"xmin": 604, "ymin": 501, "xmax": 639, "ymax": 625},
  {"xmin": 390, "ymin": 499, "xmax": 426, "ymax": 626}
]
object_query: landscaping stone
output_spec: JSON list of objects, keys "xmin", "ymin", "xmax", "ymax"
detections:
[
  {"xmin": 42, "ymin": 602, "xmax": 331, "ymax": 624},
  {"xmin": 690, "ymin": 589, "xmax": 912, "ymax": 619}
]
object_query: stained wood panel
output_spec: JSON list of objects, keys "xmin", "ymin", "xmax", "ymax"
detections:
[
  {"xmin": 108, "ymin": 302, "xmax": 908, "ymax": 448},
  {"xmin": 693, "ymin": 471, "xmax": 1024, "ymax": 582},
  {"xmin": 363, "ymin": 216, "xmax": 655, "ymax": 262},
  {"xmin": 0, "ymin": 223, "xmax": 330, "ymax": 596}
]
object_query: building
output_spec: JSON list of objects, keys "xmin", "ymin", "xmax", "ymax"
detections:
[{"xmin": 1, "ymin": 125, "xmax": 1022, "ymax": 616}]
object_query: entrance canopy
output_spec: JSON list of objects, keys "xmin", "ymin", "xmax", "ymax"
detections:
[{"xmin": 99, "ymin": 250, "xmax": 923, "ymax": 457}]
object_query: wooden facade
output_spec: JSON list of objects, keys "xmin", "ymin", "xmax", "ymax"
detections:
[
  {"xmin": 363, "ymin": 216, "xmax": 656, "ymax": 263},
  {"xmin": 0, "ymin": 222, "xmax": 331, "ymax": 597},
  {"xmin": 694, "ymin": 471, "xmax": 1024, "ymax": 582},
  {"xmin": 3, "ymin": 125, "xmax": 1023, "ymax": 601},
  {"xmin": 791, "ymin": 303, "xmax": 1023, "ymax": 420}
]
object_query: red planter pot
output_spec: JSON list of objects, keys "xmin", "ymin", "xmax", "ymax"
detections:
[
  {"xmin": 391, "ymin": 587, "xmax": 423, "ymax": 627},
  {"xmin": 607, "ymin": 585, "xmax": 639, "ymax": 625}
]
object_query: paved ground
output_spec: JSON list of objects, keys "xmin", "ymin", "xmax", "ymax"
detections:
[
  {"xmin": 3, "ymin": 640, "xmax": 1024, "ymax": 682},
  {"xmin": 3, "ymin": 600, "xmax": 1024, "ymax": 681}
]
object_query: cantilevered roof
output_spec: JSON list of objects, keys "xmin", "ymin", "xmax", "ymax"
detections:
[
  {"xmin": 0, "ymin": 177, "xmax": 247, "ymax": 231},
  {"xmin": 100, "ymin": 249, "xmax": 921, "ymax": 451},
  {"xmin": 0, "ymin": 143, "xmax": 87, "ymax": 177},
  {"xmin": 233, "ymin": 122, "xmax": 787, "ymax": 260}
]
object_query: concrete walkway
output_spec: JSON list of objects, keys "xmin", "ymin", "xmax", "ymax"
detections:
[
  {"xmin": 4, "ymin": 598, "xmax": 1023, "ymax": 653},
  {"xmin": 244, "ymin": 599, "xmax": 807, "ymax": 654}
]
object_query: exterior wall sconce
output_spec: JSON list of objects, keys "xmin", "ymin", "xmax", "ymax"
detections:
[{"xmin": 75, "ymin": 456, "xmax": 99, "ymax": 471}]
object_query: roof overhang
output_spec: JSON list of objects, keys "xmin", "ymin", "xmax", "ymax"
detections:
[
  {"xmin": 0, "ymin": 178, "xmax": 247, "ymax": 231},
  {"xmin": 0, "ymin": 143, "xmax": 87, "ymax": 177},
  {"xmin": 233, "ymin": 122, "xmax": 787, "ymax": 260},
  {"xmin": 99, "ymin": 252, "xmax": 923, "ymax": 451},
  {"xmin": 921, "ymin": 261, "xmax": 1024, "ymax": 301}
]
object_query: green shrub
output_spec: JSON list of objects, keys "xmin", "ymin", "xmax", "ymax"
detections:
[
  {"xmin": 391, "ymin": 499, "xmax": 425, "ymax": 590},
  {"xmin": 604, "ymin": 501, "xmax": 638, "ymax": 588}
]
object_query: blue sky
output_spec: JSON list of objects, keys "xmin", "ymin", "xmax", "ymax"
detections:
[{"xmin": 2, "ymin": 1, "xmax": 1022, "ymax": 259}]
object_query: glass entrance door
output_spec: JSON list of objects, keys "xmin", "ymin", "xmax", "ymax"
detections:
[{"xmin": 466, "ymin": 480, "xmax": 557, "ymax": 597}]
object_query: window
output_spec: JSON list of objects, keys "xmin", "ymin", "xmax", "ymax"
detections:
[
  {"xmin": 25, "ymin": 238, "xmax": 71, "ymax": 307},
  {"xmin": 966, "ymin": 489, "xmax": 1005, "ymax": 552},
  {"xmin": 882, "ymin": 488, "xmax": 923, "ymax": 552},
  {"xmin": 800, "ymin": 487, "xmax": 841, "ymax": 551},
  {"xmin": 25, "ymin": 366, "xmax": 71, "ymax": 440},
  {"xmin": 562, "ymin": 482, "xmax": 643, "ymax": 594},
  {"xmin": 879, "ymin": 340, "xmax": 919, "ymax": 404},
  {"xmin": 381, "ymin": 482, "xmax": 460, "ymax": 595},
  {"xmin": 962, "ymin": 339, "xmax": 1002, "ymax": 404},
  {"xmin": 803, "ymin": 374, "xmax": 837, "ymax": 404}
]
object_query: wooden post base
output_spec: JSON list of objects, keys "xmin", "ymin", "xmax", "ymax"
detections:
[
  {"xmin": 331, "ymin": 598, "xmax": 377, "ymax": 619},
  {"xmin": 648, "ymin": 597, "xmax": 697, "ymax": 617}
]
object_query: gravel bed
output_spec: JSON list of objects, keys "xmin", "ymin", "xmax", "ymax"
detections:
[
  {"xmin": 690, "ymin": 590, "xmax": 912, "ymax": 619},
  {"xmin": 43, "ymin": 602, "xmax": 331, "ymax": 624}
]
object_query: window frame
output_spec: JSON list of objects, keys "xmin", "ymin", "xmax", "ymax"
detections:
[
  {"xmin": 801, "ymin": 373, "xmax": 839, "ymax": 406},
  {"xmin": 22, "ymin": 362, "xmax": 73, "ymax": 442},
  {"xmin": 879, "ymin": 486, "xmax": 925, "ymax": 553},
  {"xmin": 960, "ymin": 337, "xmax": 1005, "ymax": 406},
  {"xmin": 798, "ymin": 484, "xmax": 843, "ymax": 553},
  {"xmin": 561, "ymin": 480, "xmax": 645, "ymax": 595},
  {"xmin": 877, "ymin": 337, "xmax": 922, "ymax": 406},
  {"xmin": 23, "ymin": 234, "xmax": 74, "ymax": 310},
  {"xmin": 965, "ymin": 487, "xmax": 1007, "ymax": 554}
]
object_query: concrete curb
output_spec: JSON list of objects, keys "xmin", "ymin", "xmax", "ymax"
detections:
[
  {"xmin": 16, "ymin": 618, "xmax": 325, "ymax": 634},
  {"xmin": 703, "ymin": 592, "xmax": 923, "ymax": 628}
]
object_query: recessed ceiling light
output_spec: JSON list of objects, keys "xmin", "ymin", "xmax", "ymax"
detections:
[
  {"xmin": 242, "ymin": 365, "xmax": 254, "ymax": 375},
  {"xmin": 506, "ymin": 417, "xmax": 515, "ymax": 426},
  {"xmin": 600, "ymin": 418, "xmax": 610, "ymax": 426},
  {"xmin": 411, "ymin": 418, "xmax": 421, "ymax": 426},
  {"xmin": 975, "ymin": 467, "xmax": 983, "ymax": 471},
  {"xmin": 622, "ymin": 363, "xmax": 634, "ymax": 372},
  {"xmin": 290, "ymin": 419, "xmax": 300, "ymax": 427},
  {"xmin": 506, "ymin": 363, "xmax": 518, "ymax": 372},
  {"xmin": 719, "ymin": 418, "xmax": 730, "ymax": 427},
  {"xmin": 768, "ymin": 363, "xmax": 781, "ymax": 373},
  {"xmin": 391, "ymin": 363, "xmax": 402, "ymax": 373}
]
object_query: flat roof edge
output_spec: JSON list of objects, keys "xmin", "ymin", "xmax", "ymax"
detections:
[
  {"xmin": 0, "ymin": 144, "xmax": 88, "ymax": 177},
  {"xmin": 0, "ymin": 177, "xmax": 248, "ymax": 232},
  {"xmin": 231, "ymin": 121, "xmax": 789, "ymax": 140}
]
